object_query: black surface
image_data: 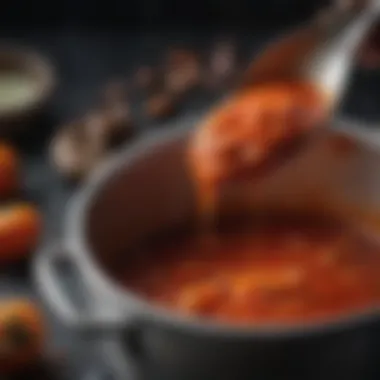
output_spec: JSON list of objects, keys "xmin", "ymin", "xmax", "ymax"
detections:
[
  {"xmin": 2, "ymin": 29, "xmax": 380, "ymax": 378},
  {"xmin": 1, "ymin": 0, "xmax": 330, "ymax": 29}
]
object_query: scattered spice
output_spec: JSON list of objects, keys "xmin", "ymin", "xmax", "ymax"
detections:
[
  {"xmin": 164, "ymin": 49, "xmax": 202, "ymax": 96},
  {"xmin": 100, "ymin": 101, "xmax": 134, "ymax": 147},
  {"xmin": 146, "ymin": 93, "xmax": 177, "ymax": 120},
  {"xmin": 165, "ymin": 65, "xmax": 201, "ymax": 96},
  {"xmin": 50, "ymin": 117, "xmax": 107, "ymax": 180},
  {"xmin": 51, "ymin": 103, "xmax": 134, "ymax": 180},
  {"xmin": 207, "ymin": 40, "xmax": 239, "ymax": 88},
  {"xmin": 52, "ymin": 40, "xmax": 245, "ymax": 179}
]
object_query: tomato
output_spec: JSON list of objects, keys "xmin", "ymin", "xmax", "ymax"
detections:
[
  {"xmin": 0, "ymin": 299, "xmax": 45, "ymax": 372},
  {"xmin": 0, "ymin": 203, "xmax": 42, "ymax": 264},
  {"xmin": 0, "ymin": 143, "xmax": 19, "ymax": 198}
]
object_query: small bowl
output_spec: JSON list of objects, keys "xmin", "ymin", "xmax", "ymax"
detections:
[{"xmin": 0, "ymin": 44, "xmax": 56, "ymax": 136}]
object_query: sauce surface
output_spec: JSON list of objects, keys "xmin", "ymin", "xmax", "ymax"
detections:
[
  {"xmin": 189, "ymin": 81, "xmax": 326, "ymax": 218},
  {"xmin": 121, "ymin": 217, "xmax": 380, "ymax": 324}
]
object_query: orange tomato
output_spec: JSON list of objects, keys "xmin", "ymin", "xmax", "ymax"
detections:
[
  {"xmin": 0, "ymin": 299, "xmax": 45, "ymax": 372},
  {"xmin": 0, "ymin": 203, "xmax": 42, "ymax": 264},
  {"xmin": 0, "ymin": 143, "xmax": 19, "ymax": 198}
]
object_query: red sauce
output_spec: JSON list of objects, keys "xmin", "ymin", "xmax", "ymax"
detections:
[
  {"xmin": 188, "ymin": 81, "xmax": 326, "ymax": 220},
  {"xmin": 121, "ymin": 216, "xmax": 380, "ymax": 325}
]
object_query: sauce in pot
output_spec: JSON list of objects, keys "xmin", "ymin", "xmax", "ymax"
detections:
[
  {"xmin": 120, "ymin": 80, "xmax": 379, "ymax": 326},
  {"xmin": 121, "ymin": 215, "xmax": 380, "ymax": 324}
]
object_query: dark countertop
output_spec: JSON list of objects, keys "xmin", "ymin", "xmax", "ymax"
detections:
[
  {"xmin": 3, "ymin": 29, "xmax": 380, "ymax": 378},
  {"xmin": 6, "ymin": 28, "xmax": 380, "ymax": 120}
]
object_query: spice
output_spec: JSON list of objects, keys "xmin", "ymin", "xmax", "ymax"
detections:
[
  {"xmin": 50, "ymin": 118, "xmax": 106, "ymax": 180},
  {"xmin": 207, "ymin": 40, "xmax": 239, "ymax": 89},
  {"xmin": 51, "ymin": 104, "xmax": 134, "ymax": 180},
  {"xmin": 101, "ymin": 102, "xmax": 134, "ymax": 146},
  {"xmin": 146, "ymin": 93, "xmax": 177, "ymax": 120},
  {"xmin": 164, "ymin": 50, "xmax": 201, "ymax": 96}
]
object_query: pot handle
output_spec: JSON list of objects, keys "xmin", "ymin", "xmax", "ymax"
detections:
[
  {"xmin": 34, "ymin": 242, "xmax": 86, "ymax": 326},
  {"xmin": 34, "ymin": 243, "xmax": 129, "ymax": 331},
  {"xmin": 34, "ymin": 243, "xmax": 148, "ymax": 361}
]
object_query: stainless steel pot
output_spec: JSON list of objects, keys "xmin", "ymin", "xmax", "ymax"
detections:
[{"xmin": 34, "ymin": 116, "xmax": 380, "ymax": 380}]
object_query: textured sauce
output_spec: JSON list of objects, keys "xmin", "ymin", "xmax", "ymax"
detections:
[
  {"xmin": 188, "ymin": 81, "xmax": 326, "ymax": 220},
  {"xmin": 122, "ymin": 216, "xmax": 380, "ymax": 324}
]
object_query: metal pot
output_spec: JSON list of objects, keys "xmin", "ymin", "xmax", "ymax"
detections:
[{"xmin": 34, "ymin": 117, "xmax": 380, "ymax": 380}]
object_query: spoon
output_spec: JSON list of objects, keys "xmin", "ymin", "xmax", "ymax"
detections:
[
  {"xmin": 191, "ymin": 1, "xmax": 380, "ymax": 223},
  {"xmin": 240, "ymin": 0, "xmax": 380, "ymax": 112}
]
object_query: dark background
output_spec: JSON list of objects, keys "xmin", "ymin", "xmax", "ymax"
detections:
[
  {"xmin": 1, "ymin": 0, "xmax": 378, "ymax": 126},
  {"xmin": 0, "ymin": 0, "xmax": 329, "ymax": 29}
]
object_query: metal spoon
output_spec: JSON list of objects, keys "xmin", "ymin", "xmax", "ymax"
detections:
[{"xmin": 240, "ymin": 0, "xmax": 380, "ymax": 112}]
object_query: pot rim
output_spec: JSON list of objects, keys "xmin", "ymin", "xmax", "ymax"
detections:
[{"xmin": 65, "ymin": 114, "xmax": 380, "ymax": 339}]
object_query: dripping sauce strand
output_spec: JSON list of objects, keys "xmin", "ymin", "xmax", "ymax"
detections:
[{"xmin": 188, "ymin": 80, "xmax": 328, "ymax": 234}]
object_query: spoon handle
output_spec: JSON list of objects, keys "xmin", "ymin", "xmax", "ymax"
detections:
[
  {"xmin": 240, "ymin": 1, "xmax": 380, "ymax": 92},
  {"xmin": 306, "ymin": 1, "xmax": 380, "ymax": 106}
]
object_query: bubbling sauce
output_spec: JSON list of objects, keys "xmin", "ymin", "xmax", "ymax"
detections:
[{"xmin": 121, "ymin": 216, "xmax": 380, "ymax": 324}]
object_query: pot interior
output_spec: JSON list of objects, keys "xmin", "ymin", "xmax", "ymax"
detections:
[
  {"xmin": 86, "ymin": 134, "xmax": 198, "ymax": 274},
  {"xmin": 85, "ymin": 128, "xmax": 380, "ymax": 297}
]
